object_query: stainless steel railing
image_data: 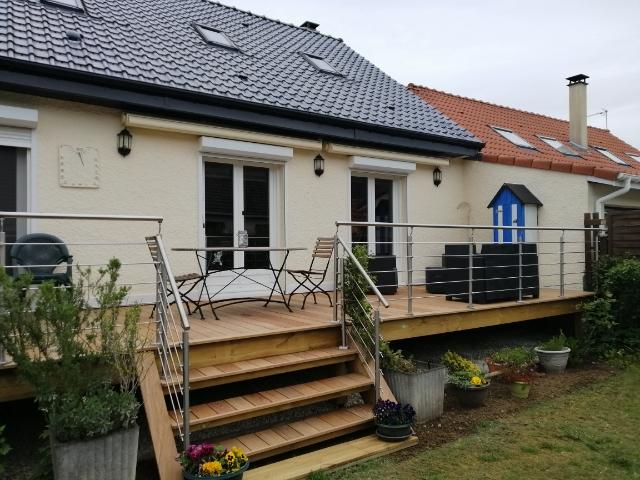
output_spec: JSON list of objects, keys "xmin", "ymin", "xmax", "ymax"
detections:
[
  {"xmin": 0, "ymin": 212, "xmax": 193, "ymax": 447},
  {"xmin": 146, "ymin": 235, "xmax": 191, "ymax": 449},
  {"xmin": 335, "ymin": 221, "xmax": 602, "ymax": 314},
  {"xmin": 333, "ymin": 235, "xmax": 389, "ymax": 402}
]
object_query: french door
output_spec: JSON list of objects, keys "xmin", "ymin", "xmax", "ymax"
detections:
[
  {"xmin": 204, "ymin": 160, "xmax": 271, "ymax": 269},
  {"xmin": 0, "ymin": 146, "xmax": 27, "ymax": 259},
  {"xmin": 350, "ymin": 175, "xmax": 394, "ymax": 256}
]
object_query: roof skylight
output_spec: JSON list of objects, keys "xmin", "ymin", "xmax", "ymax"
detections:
[
  {"xmin": 538, "ymin": 136, "xmax": 580, "ymax": 157},
  {"xmin": 195, "ymin": 25, "xmax": 236, "ymax": 49},
  {"xmin": 302, "ymin": 53, "xmax": 339, "ymax": 74},
  {"xmin": 491, "ymin": 126, "xmax": 535, "ymax": 149},
  {"xmin": 626, "ymin": 153, "xmax": 640, "ymax": 163},
  {"xmin": 594, "ymin": 147, "xmax": 629, "ymax": 166},
  {"xmin": 43, "ymin": 0, "xmax": 83, "ymax": 10}
]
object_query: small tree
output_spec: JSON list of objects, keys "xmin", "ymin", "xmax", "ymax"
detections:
[{"xmin": 0, "ymin": 259, "xmax": 144, "ymax": 443}]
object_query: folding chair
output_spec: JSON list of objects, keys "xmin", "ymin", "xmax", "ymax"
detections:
[{"xmin": 286, "ymin": 237, "xmax": 334, "ymax": 309}]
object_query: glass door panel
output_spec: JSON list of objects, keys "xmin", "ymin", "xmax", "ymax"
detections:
[
  {"xmin": 350, "ymin": 176, "xmax": 368, "ymax": 249},
  {"xmin": 243, "ymin": 166, "xmax": 270, "ymax": 269},
  {"xmin": 0, "ymin": 147, "xmax": 17, "ymax": 262},
  {"xmin": 204, "ymin": 162, "xmax": 234, "ymax": 269},
  {"xmin": 374, "ymin": 179, "xmax": 393, "ymax": 256}
]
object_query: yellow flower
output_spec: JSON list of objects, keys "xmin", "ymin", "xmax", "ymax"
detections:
[
  {"xmin": 201, "ymin": 461, "xmax": 222, "ymax": 476},
  {"xmin": 231, "ymin": 446, "xmax": 243, "ymax": 457},
  {"xmin": 471, "ymin": 376, "xmax": 482, "ymax": 385},
  {"xmin": 225, "ymin": 451, "xmax": 235, "ymax": 463}
]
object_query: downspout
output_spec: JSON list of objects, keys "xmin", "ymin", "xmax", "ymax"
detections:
[{"xmin": 595, "ymin": 174, "xmax": 632, "ymax": 219}]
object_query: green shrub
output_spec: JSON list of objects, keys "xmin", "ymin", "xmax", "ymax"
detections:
[
  {"xmin": 489, "ymin": 346, "xmax": 535, "ymax": 368},
  {"xmin": 603, "ymin": 258, "xmax": 640, "ymax": 330},
  {"xmin": 0, "ymin": 425, "xmax": 9, "ymax": 475},
  {"xmin": 0, "ymin": 259, "xmax": 144, "ymax": 443},
  {"xmin": 380, "ymin": 341, "xmax": 416, "ymax": 373},
  {"xmin": 441, "ymin": 351, "xmax": 480, "ymax": 376},
  {"xmin": 540, "ymin": 331, "xmax": 569, "ymax": 351}
]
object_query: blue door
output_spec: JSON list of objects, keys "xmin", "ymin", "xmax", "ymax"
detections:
[{"xmin": 492, "ymin": 190, "xmax": 524, "ymax": 243}]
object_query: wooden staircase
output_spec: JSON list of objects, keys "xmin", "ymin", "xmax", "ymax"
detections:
[{"xmin": 141, "ymin": 321, "xmax": 417, "ymax": 480}]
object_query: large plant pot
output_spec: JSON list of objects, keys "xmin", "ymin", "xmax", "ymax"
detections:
[
  {"xmin": 367, "ymin": 256, "xmax": 398, "ymax": 295},
  {"xmin": 535, "ymin": 347, "xmax": 571, "ymax": 374},
  {"xmin": 510, "ymin": 381, "xmax": 531, "ymax": 399},
  {"xmin": 183, "ymin": 462, "xmax": 250, "ymax": 480},
  {"xmin": 375, "ymin": 423, "xmax": 412, "ymax": 442},
  {"xmin": 52, "ymin": 426, "xmax": 139, "ymax": 480},
  {"xmin": 384, "ymin": 364, "xmax": 446, "ymax": 423},
  {"xmin": 454, "ymin": 383, "xmax": 490, "ymax": 408}
]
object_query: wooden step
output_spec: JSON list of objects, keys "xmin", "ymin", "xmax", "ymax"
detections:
[
  {"xmin": 212, "ymin": 404, "xmax": 374, "ymax": 462},
  {"xmin": 170, "ymin": 373, "xmax": 373, "ymax": 432},
  {"xmin": 244, "ymin": 433, "xmax": 419, "ymax": 480},
  {"xmin": 162, "ymin": 347, "xmax": 356, "ymax": 393}
]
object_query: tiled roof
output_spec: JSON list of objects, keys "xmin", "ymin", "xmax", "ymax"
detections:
[
  {"xmin": 409, "ymin": 84, "xmax": 640, "ymax": 180},
  {"xmin": 0, "ymin": 1, "xmax": 480, "ymax": 146}
]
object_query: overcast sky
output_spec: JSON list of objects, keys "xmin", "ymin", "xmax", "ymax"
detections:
[{"xmin": 224, "ymin": 0, "xmax": 640, "ymax": 148}]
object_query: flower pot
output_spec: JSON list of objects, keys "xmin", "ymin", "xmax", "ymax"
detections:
[
  {"xmin": 535, "ymin": 347, "xmax": 571, "ymax": 374},
  {"xmin": 51, "ymin": 426, "xmax": 139, "ymax": 480},
  {"xmin": 485, "ymin": 359, "xmax": 505, "ymax": 374},
  {"xmin": 384, "ymin": 364, "xmax": 446, "ymax": 423},
  {"xmin": 510, "ymin": 381, "xmax": 531, "ymax": 399},
  {"xmin": 183, "ymin": 462, "xmax": 250, "ymax": 480},
  {"xmin": 454, "ymin": 383, "xmax": 490, "ymax": 408},
  {"xmin": 375, "ymin": 423, "xmax": 412, "ymax": 442}
]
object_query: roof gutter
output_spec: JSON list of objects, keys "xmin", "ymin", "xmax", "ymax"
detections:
[
  {"xmin": 594, "ymin": 173, "xmax": 640, "ymax": 218},
  {"xmin": 0, "ymin": 59, "xmax": 483, "ymax": 158}
]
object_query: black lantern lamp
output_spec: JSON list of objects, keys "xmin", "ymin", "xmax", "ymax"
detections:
[
  {"xmin": 433, "ymin": 167, "xmax": 442, "ymax": 187},
  {"xmin": 117, "ymin": 128, "xmax": 132, "ymax": 157},
  {"xmin": 314, "ymin": 154, "xmax": 325, "ymax": 176}
]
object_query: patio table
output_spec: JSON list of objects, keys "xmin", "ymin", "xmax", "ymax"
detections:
[{"xmin": 172, "ymin": 246, "xmax": 306, "ymax": 320}]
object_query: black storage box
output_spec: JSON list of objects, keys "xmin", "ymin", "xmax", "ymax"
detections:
[{"xmin": 368, "ymin": 255, "xmax": 398, "ymax": 295}]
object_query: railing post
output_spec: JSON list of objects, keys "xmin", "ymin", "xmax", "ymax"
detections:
[
  {"xmin": 467, "ymin": 228, "xmax": 475, "ymax": 309},
  {"xmin": 154, "ymin": 252, "xmax": 162, "ymax": 346},
  {"xmin": 339, "ymin": 257, "xmax": 347, "ymax": 349},
  {"xmin": 559, "ymin": 230, "xmax": 565, "ymax": 297},
  {"xmin": 594, "ymin": 224, "xmax": 600, "ymax": 292},
  {"xmin": 182, "ymin": 329, "xmax": 190, "ymax": 449},
  {"xmin": 406, "ymin": 227, "xmax": 413, "ymax": 315},
  {"xmin": 333, "ymin": 236, "xmax": 339, "ymax": 323},
  {"xmin": 0, "ymin": 218, "xmax": 5, "ymax": 364},
  {"xmin": 517, "ymin": 240, "xmax": 523, "ymax": 303},
  {"xmin": 374, "ymin": 308, "xmax": 381, "ymax": 402}
]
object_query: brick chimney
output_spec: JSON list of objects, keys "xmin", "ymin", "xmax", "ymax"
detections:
[{"xmin": 567, "ymin": 74, "xmax": 589, "ymax": 148}]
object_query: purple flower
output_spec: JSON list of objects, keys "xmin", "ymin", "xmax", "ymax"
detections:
[{"xmin": 186, "ymin": 443, "xmax": 214, "ymax": 460}]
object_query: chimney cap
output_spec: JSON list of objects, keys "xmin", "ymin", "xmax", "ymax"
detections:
[
  {"xmin": 300, "ymin": 21, "xmax": 319, "ymax": 30},
  {"xmin": 567, "ymin": 74, "xmax": 589, "ymax": 86}
]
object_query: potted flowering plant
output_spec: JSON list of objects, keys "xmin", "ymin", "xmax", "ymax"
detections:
[
  {"xmin": 494, "ymin": 346, "xmax": 536, "ymax": 399},
  {"xmin": 178, "ymin": 443, "xmax": 249, "ymax": 480},
  {"xmin": 442, "ymin": 351, "xmax": 490, "ymax": 408},
  {"xmin": 535, "ymin": 331, "xmax": 571, "ymax": 374},
  {"xmin": 373, "ymin": 399, "xmax": 416, "ymax": 441}
]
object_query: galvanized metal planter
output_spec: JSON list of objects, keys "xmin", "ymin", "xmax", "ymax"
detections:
[
  {"xmin": 383, "ymin": 364, "xmax": 446, "ymax": 423},
  {"xmin": 51, "ymin": 426, "xmax": 139, "ymax": 480}
]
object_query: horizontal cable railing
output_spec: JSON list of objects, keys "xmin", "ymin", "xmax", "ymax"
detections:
[{"xmin": 336, "ymin": 221, "xmax": 603, "ymax": 314}]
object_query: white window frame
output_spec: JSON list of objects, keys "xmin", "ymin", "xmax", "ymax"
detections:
[
  {"xmin": 491, "ymin": 126, "xmax": 536, "ymax": 149},
  {"xmin": 594, "ymin": 147, "xmax": 629, "ymax": 166},
  {"xmin": 626, "ymin": 153, "xmax": 640, "ymax": 163}
]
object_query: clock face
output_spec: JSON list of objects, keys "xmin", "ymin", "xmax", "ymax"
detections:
[{"xmin": 59, "ymin": 145, "xmax": 100, "ymax": 188}]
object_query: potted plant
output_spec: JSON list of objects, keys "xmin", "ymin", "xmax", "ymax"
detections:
[
  {"xmin": 0, "ymin": 425, "xmax": 9, "ymax": 476},
  {"xmin": 442, "ymin": 351, "xmax": 490, "ymax": 408},
  {"xmin": 535, "ymin": 331, "xmax": 572, "ymax": 374},
  {"xmin": 493, "ymin": 346, "xmax": 536, "ymax": 399},
  {"xmin": 373, "ymin": 399, "xmax": 416, "ymax": 441},
  {"xmin": 178, "ymin": 443, "xmax": 249, "ymax": 479},
  {"xmin": 0, "ymin": 260, "xmax": 145, "ymax": 480},
  {"xmin": 381, "ymin": 342, "xmax": 446, "ymax": 422}
]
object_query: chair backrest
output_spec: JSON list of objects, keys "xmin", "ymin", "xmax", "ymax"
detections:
[
  {"xmin": 10, "ymin": 233, "xmax": 71, "ymax": 277},
  {"xmin": 309, "ymin": 237, "xmax": 335, "ymax": 272}
]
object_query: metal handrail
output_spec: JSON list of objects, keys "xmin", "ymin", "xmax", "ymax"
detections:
[
  {"xmin": 155, "ymin": 236, "xmax": 190, "ymax": 331},
  {"xmin": 0, "ymin": 211, "xmax": 163, "ymax": 223},
  {"xmin": 337, "ymin": 220, "xmax": 598, "ymax": 233},
  {"xmin": 335, "ymin": 236, "xmax": 389, "ymax": 308}
]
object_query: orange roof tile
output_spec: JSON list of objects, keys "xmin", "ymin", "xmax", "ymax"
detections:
[{"xmin": 409, "ymin": 84, "xmax": 640, "ymax": 180}]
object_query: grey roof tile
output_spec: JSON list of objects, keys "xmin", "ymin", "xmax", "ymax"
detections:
[{"xmin": 1, "ymin": 0, "xmax": 480, "ymax": 144}]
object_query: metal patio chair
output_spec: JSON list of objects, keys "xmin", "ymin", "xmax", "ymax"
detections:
[
  {"xmin": 286, "ymin": 237, "xmax": 334, "ymax": 309},
  {"xmin": 10, "ymin": 233, "xmax": 73, "ymax": 285},
  {"xmin": 146, "ymin": 237, "xmax": 206, "ymax": 319}
]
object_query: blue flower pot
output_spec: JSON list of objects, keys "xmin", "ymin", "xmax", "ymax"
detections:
[{"xmin": 183, "ymin": 462, "xmax": 249, "ymax": 480}]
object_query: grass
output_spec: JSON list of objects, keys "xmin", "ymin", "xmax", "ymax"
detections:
[{"xmin": 308, "ymin": 365, "xmax": 640, "ymax": 480}]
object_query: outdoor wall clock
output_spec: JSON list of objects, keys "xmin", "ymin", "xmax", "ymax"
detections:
[{"xmin": 58, "ymin": 145, "xmax": 100, "ymax": 188}]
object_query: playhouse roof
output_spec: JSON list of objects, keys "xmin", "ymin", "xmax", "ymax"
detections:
[{"xmin": 487, "ymin": 183, "xmax": 543, "ymax": 208}]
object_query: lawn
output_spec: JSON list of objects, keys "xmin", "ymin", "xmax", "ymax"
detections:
[{"xmin": 310, "ymin": 365, "xmax": 640, "ymax": 480}]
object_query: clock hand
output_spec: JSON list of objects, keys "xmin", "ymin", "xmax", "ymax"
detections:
[{"xmin": 77, "ymin": 149, "xmax": 85, "ymax": 166}]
